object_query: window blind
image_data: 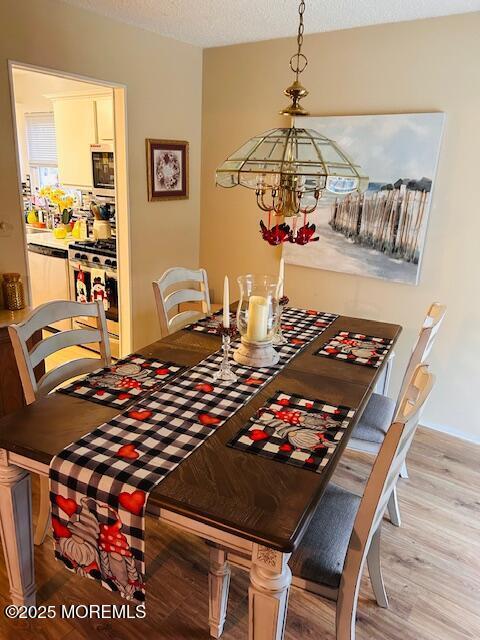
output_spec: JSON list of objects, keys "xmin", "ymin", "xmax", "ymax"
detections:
[{"xmin": 26, "ymin": 112, "xmax": 58, "ymax": 165}]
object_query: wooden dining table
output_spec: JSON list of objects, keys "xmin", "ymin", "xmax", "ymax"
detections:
[{"xmin": 0, "ymin": 311, "xmax": 401, "ymax": 640}]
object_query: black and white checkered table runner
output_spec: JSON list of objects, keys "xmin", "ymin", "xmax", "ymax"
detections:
[{"xmin": 49, "ymin": 308, "xmax": 337, "ymax": 601}]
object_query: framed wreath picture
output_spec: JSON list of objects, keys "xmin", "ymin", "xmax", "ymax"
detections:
[{"xmin": 146, "ymin": 139, "xmax": 189, "ymax": 201}]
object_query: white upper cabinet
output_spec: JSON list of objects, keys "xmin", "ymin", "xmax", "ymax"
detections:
[
  {"xmin": 51, "ymin": 91, "xmax": 113, "ymax": 188},
  {"xmin": 95, "ymin": 97, "xmax": 114, "ymax": 142}
]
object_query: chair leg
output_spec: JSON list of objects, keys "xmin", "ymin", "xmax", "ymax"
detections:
[
  {"xmin": 367, "ymin": 527, "xmax": 389, "ymax": 608},
  {"xmin": 209, "ymin": 546, "xmax": 231, "ymax": 639},
  {"xmin": 399, "ymin": 461, "xmax": 409, "ymax": 479},
  {"xmin": 387, "ymin": 485, "xmax": 401, "ymax": 527},
  {"xmin": 34, "ymin": 476, "xmax": 50, "ymax": 546}
]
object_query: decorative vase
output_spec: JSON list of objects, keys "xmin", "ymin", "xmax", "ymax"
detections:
[
  {"xmin": 2, "ymin": 273, "xmax": 25, "ymax": 311},
  {"xmin": 233, "ymin": 274, "xmax": 280, "ymax": 368}
]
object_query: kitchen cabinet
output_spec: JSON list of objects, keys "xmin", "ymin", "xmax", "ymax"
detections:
[
  {"xmin": 27, "ymin": 244, "xmax": 71, "ymax": 331},
  {"xmin": 95, "ymin": 97, "xmax": 114, "ymax": 142},
  {"xmin": 52, "ymin": 92, "xmax": 113, "ymax": 188}
]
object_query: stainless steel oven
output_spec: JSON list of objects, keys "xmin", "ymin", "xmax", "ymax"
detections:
[
  {"xmin": 91, "ymin": 144, "xmax": 115, "ymax": 197},
  {"xmin": 68, "ymin": 239, "xmax": 119, "ymax": 357}
]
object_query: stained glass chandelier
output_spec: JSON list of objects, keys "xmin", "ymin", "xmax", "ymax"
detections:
[{"xmin": 215, "ymin": 0, "xmax": 369, "ymax": 246}]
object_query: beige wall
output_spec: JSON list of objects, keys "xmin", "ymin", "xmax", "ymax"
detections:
[
  {"xmin": 201, "ymin": 13, "xmax": 480, "ymax": 441},
  {"xmin": 0, "ymin": 0, "xmax": 202, "ymax": 348}
]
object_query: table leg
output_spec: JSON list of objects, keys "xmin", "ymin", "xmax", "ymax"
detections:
[
  {"xmin": 249, "ymin": 544, "xmax": 291, "ymax": 640},
  {"xmin": 0, "ymin": 450, "xmax": 36, "ymax": 605},
  {"xmin": 208, "ymin": 546, "xmax": 231, "ymax": 638}
]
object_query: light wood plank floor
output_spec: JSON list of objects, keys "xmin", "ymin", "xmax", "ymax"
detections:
[{"xmin": 0, "ymin": 427, "xmax": 478, "ymax": 639}]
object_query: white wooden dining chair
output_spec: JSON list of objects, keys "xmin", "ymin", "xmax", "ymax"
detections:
[
  {"xmin": 152, "ymin": 267, "xmax": 212, "ymax": 337},
  {"xmin": 210, "ymin": 364, "xmax": 435, "ymax": 640},
  {"xmin": 348, "ymin": 302, "xmax": 446, "ymax": 526},
  {"xmin": 8, "ymin": 299, "xmax": 111, "ymax": 545}
]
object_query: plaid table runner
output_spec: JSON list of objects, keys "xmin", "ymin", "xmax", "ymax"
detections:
[
  {"xmin": 57, "ymin": 354, "xmax": 185, "ymax": 409},
  {"xmin": 183, "ymin": 309, "xmax": 237, "ymax": 335},
  {"xmin": 228, "ymin": 391, "xmax": 355, "ymax": 472},
  {"xmin": 49, "ymin": 308, "xmax": 337, "ymax": 601},
  {"xmin": 314, "ymin": 331, "xmax": 393, "ymax": 368}
]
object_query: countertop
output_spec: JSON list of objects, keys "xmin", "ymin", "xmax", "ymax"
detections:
[
  {"xmin": 26, "ymin": 230, "xmax": 73, "ymax": 251},
  {"xmin": 0, "ymin": 307, "xmax": 32, "ymax": 329}
]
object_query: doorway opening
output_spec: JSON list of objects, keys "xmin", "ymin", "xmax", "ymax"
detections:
[{"xmin": 8, "ymin": 62, "xmax": 132, "ymax": 368}]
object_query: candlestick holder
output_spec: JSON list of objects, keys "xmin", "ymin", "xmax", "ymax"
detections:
[
  {"xmin": 213, "ymin": 330, "xmax": 238, "ymax": 382},
  {"xmin": 273, "ymin": 295, "xmax": 289, "ymax": 345}
]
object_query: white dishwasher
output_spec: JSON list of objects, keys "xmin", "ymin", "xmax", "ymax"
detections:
[{"xmin": 27, "ymin": 244, "xmax": 72, "ymax": 331}]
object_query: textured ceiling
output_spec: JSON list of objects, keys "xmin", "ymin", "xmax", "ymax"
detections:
[{"xmin": 60, "ymin": 0, "xmax": 480, "ymax": 47}]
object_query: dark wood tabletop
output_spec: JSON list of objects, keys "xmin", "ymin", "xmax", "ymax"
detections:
[{"xmin": 0, "ymin": 314, "xmax": 401, "ymax": 553}]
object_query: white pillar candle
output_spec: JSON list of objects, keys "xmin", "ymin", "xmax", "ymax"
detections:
[
  {"xmin": 278, "ymin": 257, "xmax": 285, "ymax": 298},
  {"xmin": 223, "ymin": 276, "xmax": 230, "ymax": 328},
  {"xmin": 246, "ymin": 295, "xmax": 269, "ymax": 342}
]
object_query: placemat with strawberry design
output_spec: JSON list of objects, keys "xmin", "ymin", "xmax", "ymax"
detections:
[
  {"xmin": 183, "ymin": 309, "xmax": 237, "ymax": 335},
  {"xmin": 57, "ymin": 354, "xmax": 185, "ymax": 409},
  {"xmin": 49, "ymin": 308, "xmax": 338, "ymax": 602},
  {"xmin": 314, "ymin": 331, "xmax": 394, "ymax": 368},
  {"xmin": 228, "ymin": 391, "xmax": 355, "ymax": 472}
]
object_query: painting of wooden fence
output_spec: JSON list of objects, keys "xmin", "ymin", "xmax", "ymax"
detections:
[
  {"xmin": 284, "ymin": 113, "xmax": 444, "ymax": 285},
  {"xmin": 330, "ymin": 179, "xmax": 431, "ymax": 264}
]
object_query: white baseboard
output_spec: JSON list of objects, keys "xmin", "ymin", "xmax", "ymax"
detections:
[{"xmin": 421, "ymin": 420, "xmax": 480, "ymax": 445}]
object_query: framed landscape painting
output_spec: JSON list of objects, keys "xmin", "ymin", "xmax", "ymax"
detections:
[
  {"xmin": 146, "ymin": 138, "xmax": 189, "ymax": 201},
  {"xmin": 283, "ymin": 113, "xmax": 445, "ymax": 285}
]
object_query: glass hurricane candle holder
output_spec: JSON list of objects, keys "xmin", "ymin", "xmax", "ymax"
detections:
[
  {"xmin": 233, "ymin": 274, "xmax": 280, "ymax": 368},
  {"xmin": 273, "ymin": 295, "xmax": 289, "ymax": 345}
]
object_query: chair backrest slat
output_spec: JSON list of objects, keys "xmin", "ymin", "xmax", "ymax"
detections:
[
  {"xmin": 395, "ymin": 302, "xmax": 445, "ymax": 412},
  {"xmin": 153, "ymin": 267, "xmax": 211, "ymax": 337},
  {"xmin": 8, "ymin": 299, "xmax": 111, "ymax": 404},
  {"xmin": 336, "ymin": 364, "xmax": 434, "ymax": 639},
  {"xmin": 37, "ymin": 357, "xmax": 104, "ymax": 396},
  {"xmin": 29, "ymin": 328, "xmax": 102, "ymax": 369}
]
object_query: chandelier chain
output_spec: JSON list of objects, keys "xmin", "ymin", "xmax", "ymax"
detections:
[{"xmin": 290, "ymin": 0, "xmax": 308, "ymax": 79}]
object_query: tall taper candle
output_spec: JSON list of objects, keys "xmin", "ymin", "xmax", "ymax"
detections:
[
  {"xmin": 278, "ymin": 257, "xmax": 285, "ymax": 298},
  {"xmin": 223, "ymin": 276, "xmax": 230, "ymax": 328}
]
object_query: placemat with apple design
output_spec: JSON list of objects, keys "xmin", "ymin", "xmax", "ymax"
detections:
[
  {"xmin": 49, "ymin": 308, "xmax": 338, "ymax": 602},
  {"xmin": 228, "ymin": 391, "xmax": 355, "ymax": 472},
  {"xmin": 57, "ymin": 354, "xmax": 185, "ymax": 408},
  {"xmin": 314, "ymin": 331, "xmax": 394, "ymax": 368}
]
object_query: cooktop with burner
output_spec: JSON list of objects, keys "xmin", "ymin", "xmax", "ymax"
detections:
[{"xmin": 68, "ymin": 238, "xmax": 117, "ymax": 268}]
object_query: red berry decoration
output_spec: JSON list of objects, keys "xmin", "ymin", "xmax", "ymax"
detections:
[
  {"xmin": 277, "ymin": 398, "xmax": 290, "ymax": 406},
  {"xmin": 279, "ymin": 443, "xmax": 293, "ymax": 452}
]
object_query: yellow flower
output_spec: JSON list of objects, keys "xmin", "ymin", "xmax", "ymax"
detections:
[{"xmin": 39, "ymin": 186, "xmax": 51, "ymax": 198}]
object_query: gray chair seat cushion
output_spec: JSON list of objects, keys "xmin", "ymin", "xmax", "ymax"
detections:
[
  {"xmin": 290, "ymin": 483, "xmax": 360, "ymax": 589},
  {"xmin": 351, "ymin": 393, "xmax": 396, "ymax": 444}
]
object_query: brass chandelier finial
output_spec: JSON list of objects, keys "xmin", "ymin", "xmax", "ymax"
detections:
[{"xmin": 280, "ymin": 0, "xmax": 309, "ymax": 116}]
